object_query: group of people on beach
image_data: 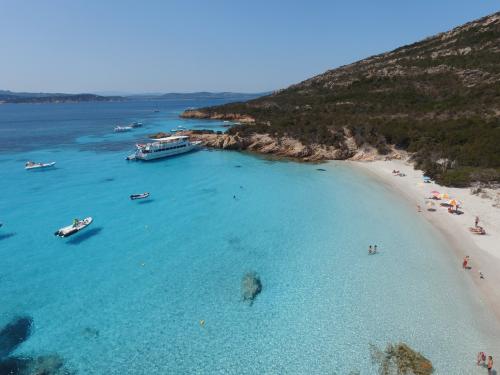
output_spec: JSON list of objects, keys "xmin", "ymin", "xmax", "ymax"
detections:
[
  {"xmin": 368, "ymin": 245, "xmax": 378, "ymax": 255},
  {"xmin": 477, "ymin": 352, "xmax": 494, "ymax": 373}
]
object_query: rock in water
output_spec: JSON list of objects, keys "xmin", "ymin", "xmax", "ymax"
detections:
[
  {"xmin": 370, "ymin": 342, "xmax": 434, "ymax": 375},
  {"xmin": 0, "ymin": 357, "xmax": 29, "ymax": 375},
  {"xmin": 241, "ymin": 272, "xmax": 262, "ymax": 304},
  {"xmin": 26, "ymin": 354, "xmax": 68, "ymax": 375},
  {"xmin": 0, "ymin": 316, "xmax": 33, "ymax": 359}
]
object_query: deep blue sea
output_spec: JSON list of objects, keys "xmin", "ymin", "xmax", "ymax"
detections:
[{"xmin": 0, "ymin": 99, "xmax": 499, "ymax": 374}]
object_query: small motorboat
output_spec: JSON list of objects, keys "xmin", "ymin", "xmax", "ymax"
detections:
[
  {"xmin": 25, "ymin": 161, "xmax": 56, "ymax": 170},
  {"xmin": 54, "ymin": 217, "xmax": 93, "ymax": 237},
  {"xmin": 114, "ymin": 126, "xmax": 133, "ymax": 132},
  {"xmin": 131, "ymin": 122, "xmax": 143, "ymax": 128},
  {"xmin": 130, "ymin": 192, "xmax": 150, "ymax": 200}
]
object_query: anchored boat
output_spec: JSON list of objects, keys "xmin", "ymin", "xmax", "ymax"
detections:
[
  {"xmin": 127, "ymin": 135, "xmax": 201, "ymax": 161},
  {"xmin": 114, "ymin": 126, "xmax": 133, "ymax": 133},
  {"xmin": 54, "ymin": 217, "xmax": 93, "ymax": 237},
  {"xmin": 130, "ymin": 192, "xmax": 150, "ymax": 200},
  {"xmin": 25, "ymin": 161, "xmax": 56, "ymax": 170}
]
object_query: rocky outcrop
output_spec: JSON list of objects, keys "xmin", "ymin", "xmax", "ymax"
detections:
[
  {"xmin": 180, "ymin": 110, "xmax": 255, "ymax": 124},
  {"xmin": 241, "ymin": 272, "xmax": 262, "ymax": 304},
  {"xmin": 178, "ymin": 129, "xmax": 359, "ymax": 162}
]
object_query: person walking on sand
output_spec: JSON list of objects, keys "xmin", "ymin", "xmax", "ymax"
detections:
[
  {"xmin": 487, "ymin": 355, "xmax": 493, "ymax": 374},
  {"xmin": 463, "ymin": 256, "xmax": 469, "ymax": 269},
  {"xmin": 475, "ymin": 216, "xmax": 480, "ymax": 227}
]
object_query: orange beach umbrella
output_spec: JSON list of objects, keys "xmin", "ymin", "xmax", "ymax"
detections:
[{"xmin": 448, "ymin": 199, "xmax": 462, "ymax": 207}]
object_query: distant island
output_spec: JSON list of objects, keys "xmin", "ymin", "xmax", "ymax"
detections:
[
  {"xmin": 126, "ymin": 91, "xmax": 269, "ymax": 101},
  {"xmin": 180, "ymin": 12, "xmax": 500, "ymax": 187},
  {"xmin": 0, "ymin": 90, "xmax": 124, "ymax": 104},
  {"xmin": 0, "ymin": 90, "xmax": 266, "ymax": 104}
]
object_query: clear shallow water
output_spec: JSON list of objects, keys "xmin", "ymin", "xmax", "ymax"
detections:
[{"xmin": 0, "ymin": 101, "xmax": 499, "ymax": 374}]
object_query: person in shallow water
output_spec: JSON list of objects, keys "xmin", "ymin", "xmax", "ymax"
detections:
[
  {"xmin": 487, "ymin": 355, "xmax": 493, "ymax": 374},
  {"xmin": 373, "ymin": 245, "xmax": 378, "ymax": 254},
  {"xmin": 368, "ymin": 245, "xmax": 372, "ymax": 254},
  {"xmin": 477, "ymin": 351, "xmax": 486, "ymax": 366}
]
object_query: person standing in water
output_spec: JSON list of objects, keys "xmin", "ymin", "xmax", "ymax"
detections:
[
  {"xmin": 368, "ymin": 245, "xmax": 372, "ymax": 254},
  {"xmin": 373, "ymin": 245, "xmax": 378, "ymax": 254}
]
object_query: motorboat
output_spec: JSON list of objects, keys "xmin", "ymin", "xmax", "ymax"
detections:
[
  {"xmin": 54, "ymin": 217, "xmax": 93, "ymax": 237},
  {"xmin": 130, "ymin": 192, "xmax": 150, "ymax": 200},
  {"xmin": 128, "ymin": 135, "xmax": 201, "ymax": 161},
  {"xmin": 25, "ymin": 161, "xmax": 56, "ymax": 170},
  {"xmin": 131, "ymin": 122, "xmax": 143, "ymax": 128},
  {"xmin": 114, "ymin": 126, "xmax": 133, "ymax": 132}
]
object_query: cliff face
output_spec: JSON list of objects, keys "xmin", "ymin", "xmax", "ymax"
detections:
[{"xmin": 180, "ymin": 12, "xmax": 500, "ymax": 185}]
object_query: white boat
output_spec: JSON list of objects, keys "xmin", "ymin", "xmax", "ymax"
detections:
[
  {"xmin": 54, "ymin": 217, "xmax": 93, "ymax": 237},
  {"xmin": 130, "ymin": 122, "xmax": 143, "ymax": 128},
  {"xmin": 25, "ymin": 161, "xmax": 56, "ymax": 170},
  {"xmin": 130, "ymin": 192, "xmax": 150, "ymax": 200},
  {"xmin": 129, "ymin": 135, "xmax": 201, "ymax": 161},
  {"xmin": 114, "ymin": 126, "xmax": 133, "ymax": 132}
]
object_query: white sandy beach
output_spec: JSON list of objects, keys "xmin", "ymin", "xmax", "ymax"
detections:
[{"xmin": 351, "ymin": 157, "xmax": 500, "ymax": 323}]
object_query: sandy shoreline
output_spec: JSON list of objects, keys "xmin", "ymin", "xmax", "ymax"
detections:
[{"xmin": 350, "ymin": 158, "xmax": 500, "ymax": 324}]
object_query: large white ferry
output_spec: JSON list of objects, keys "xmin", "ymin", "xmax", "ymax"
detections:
[{"xmin": 127, "ymin": 135, "xmax": 201, "ymax": 161}]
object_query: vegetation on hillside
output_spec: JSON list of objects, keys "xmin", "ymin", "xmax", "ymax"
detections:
[{"xmin": 187, "ymin": 12, "xmax": 500, "ymax": 186}]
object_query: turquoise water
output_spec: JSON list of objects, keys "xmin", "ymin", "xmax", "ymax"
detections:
[{"xmin": 1, "ymin": 101, "xmax": 499, "ymax": 374}]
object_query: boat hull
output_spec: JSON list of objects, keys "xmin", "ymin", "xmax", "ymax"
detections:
[
  {"xmin": 55, "ymin": 217, "xmax": 93, "ymax": 237},
  {"xmin": 25, "ymin": 162, "xmax": 56, "ymax": 170},
  {"xmin": 135, "ymin": 143, "xmax": 200, "ymax": 160}
]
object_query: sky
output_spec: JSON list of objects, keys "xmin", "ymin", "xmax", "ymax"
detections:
[{"xmin": 0, "ymin": 0, "xmax": 498, "ymax": 94}]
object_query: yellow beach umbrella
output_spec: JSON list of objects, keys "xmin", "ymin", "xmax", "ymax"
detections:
[{"xmin": 440, "ymin": 193, "xmax": 450, "ymax": 199}]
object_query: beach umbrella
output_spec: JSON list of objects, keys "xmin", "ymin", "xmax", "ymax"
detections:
[
  {"xmin": 448, "ymin": 199, "xmax": 462, "ymax": 207},
  {"xmin": 431, "ymin": 190, "xmax": 440, "ymax": 194},
  {"xmin": 426, "ymin": 201, "xmax": 436, "ymax": 207},
  {"xmin": 440, "ymin": 193, "xmax": 450, "ymax": 199}
]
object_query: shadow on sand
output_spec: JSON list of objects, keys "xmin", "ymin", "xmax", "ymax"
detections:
[{"xmin": 67, "ymin": 227, "xmax": 103, "ymax": 245}]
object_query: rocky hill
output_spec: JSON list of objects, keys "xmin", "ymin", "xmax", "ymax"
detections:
[{"xmin": 181, "ymin": 12, "xmax": 500, "ymax": 186}]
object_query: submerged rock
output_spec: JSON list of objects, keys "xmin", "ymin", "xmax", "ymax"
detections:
[
  {"xmin": 241, "ymin": 272, "xmax": 262, "ymax": 304},
  {"xmin": 370, "ymin": 342, "xmax": 434, "ymax": 375},
  {"xmin": 0, "ymin": 354, "xmax": 71, "ymax": 375},
  {"xmin": 0, "ymin": 316, "xmax": 33, "ymax": 359},
  {"xmin": 26, "ymin": 354, "xmax": 69, "ymax": 375},
  {"xmin": 82, "ymin": 327, "xmax": 99, "ymax": 339},
  {"xmin": 0, "ymin": 357, "xmax": 30, "ymax": 375}
]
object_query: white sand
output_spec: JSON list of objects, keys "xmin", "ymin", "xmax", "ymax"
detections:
[{"xmin": 350, "ymin": 158, "xmax": 500, "ymax": 322}]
